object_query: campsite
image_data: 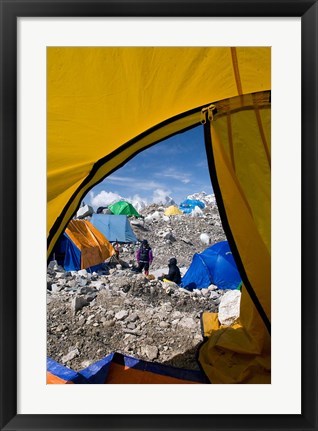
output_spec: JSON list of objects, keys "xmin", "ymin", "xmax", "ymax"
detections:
[{"xmin": 47, "ymin": 195, "xmax": 236, "ymax": 378}]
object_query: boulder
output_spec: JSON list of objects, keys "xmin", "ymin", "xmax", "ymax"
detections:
[
  {"xmin": 76, "ymin": 204, "xmax": 94, "ymax": 219},
  {"xmin": 141, "ymin": 345, "xmax": 159, "ymax": 361},
  {"xmin": 51, "ymin": 284, "xmax": 63, "ymax": 293},
  {"xmin": 71, "ymin": 296, "xmax": 89, "ymax": 314},
  {"xmin": 218, "ymin": 290, "xmax": 241, "ymax": 326},
  {"xmin": 61, "ymin": 348, "xmax": 79, "ymax": 364},
  {"xmin": 178, "ymin": 317, "xmax": 197, "ymax": 330},
  {"xmin": 115, "ymin": 309, "xmax": 129, "ymax": 321},
  {"xmin": 200, "ymin": 233, "xmax": 210, "ymax": 245}
]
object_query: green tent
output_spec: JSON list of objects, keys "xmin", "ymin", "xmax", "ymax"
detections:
[{"xmin": 108, "ymin": 201, "xmax": 141, "ymax": 217}]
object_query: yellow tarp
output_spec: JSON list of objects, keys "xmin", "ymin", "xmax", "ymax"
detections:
[
  {"xmin": 66, "ymin": 219, "xmax": 115, "ymax": 269},
  {"xmin": 164, "ymin": 205, "xmax": 183, "ymax": 216},
  {"xmin": 200, "ymin": 308, "xmax": 271, "ymax": 384},
  {"xmin": 47, "ymin": 47, "xmax": 271, "ymax": 384}
]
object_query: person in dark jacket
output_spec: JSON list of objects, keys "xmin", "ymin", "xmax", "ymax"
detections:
[
  {"xmin": 135, "ymin": 239, "xmax": 153, "ymax": 276},
  {"xmin": 158, "ymin": 257, "xmax": 181, "ymax": 285}
]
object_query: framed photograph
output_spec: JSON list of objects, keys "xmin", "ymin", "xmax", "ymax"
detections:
[{"xmin": 1, "ymin": 1, "xmax": 317, "ymax": 430}]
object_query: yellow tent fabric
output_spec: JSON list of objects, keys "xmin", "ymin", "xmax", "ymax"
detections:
[
  {"xmin": 164, "ymin": 205, "xmax": 183, "ymax": 216},
  {"xmin": 47, "ymin": 47, "xmax": 271, "ymax": 384},
  {"xmin": 200, "ymin": 309, "xmax": 270, "ymax": 384},
  {"xmin": 198, "ymin": 91, "xmax": 271, "ymax": 383},
  {"xmin": 47, "ymin": 47, "xmax": 270, "ymax": 256},
  {"xmin": 65, "ymin": 219, "xmax": 115, "ymax": 269}
]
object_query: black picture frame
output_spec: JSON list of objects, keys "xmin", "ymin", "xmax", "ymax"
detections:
[{"xmin": 1, "ymin": 1, "xmax": 317, "ymax": 430}]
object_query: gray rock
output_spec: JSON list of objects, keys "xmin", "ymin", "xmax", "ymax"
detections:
[
  {"xmin": 78, "ymin": 277, "xmax": 88, "ymax": 287},
  {"xmin": 51, "ymin": 284, "xmax": 63, "ymax": 293},
  {"xmin": 103, "ymin": 320, "xmax": 115, "ymax": 328},
  {"xmin": 105, "ymin": 309, "xmax": 115, "ymax": 318},
  {"xmin": 115, "ymin": 309, "xmax": 129, "ymax": 321},
  {"xmin": 55, "ymin": 272, "xmax": 66, "ymax": 279},
  {"xmin": 61, "ymin": 348, "xmax": 79, "ymax": 363},
  {"xmin": 218, "ymin": 290, "xmax": 241, "ymax": 326},
  {"xmin": 77, "ymin": 269, "xmax": 89, "ymax": 278},
  {"xmin": 181, "ymin": 237, "xmax": 193, "ymax": 245},
  {"xmin": 159, "ymin": 321, "xmax": 169, "ymax": 328},
  {"xmin": 123, "ymin": 328, "xmax": 142, "ymax": 336},
  {"xmin": 48, "ymin": 260, "xmax": 57, "ymax": 270},
  {"xmin": 78, "ymin": 315, "xmax": 86, "ymax": 325},
  {"xmin": 142, "ymin": 345, "xmax": 159, "ymax": 361},
  {"xmin": 171, "ymin": 319, "xmax": 180, "ymax": 326},
  {"xmin": 210, "ymin": 292, "xmax": 220, "ymax": 300},
  {"xmin": 90, "ymin": 281, "xmax": 106, "ymax": 290},
  {"xmin": 77, "ymin": 204, "xmax": 94, "ymax": 219},
  {"xmin": 86, "ymin": 292, "xmax": 97, "ymax": 302},
  {"xmin": 178, "ymin": 288, "xmax": 192, "ymax": 295},
  {"xmin": 67, "ymin": 279, "xmax": 77, "ymax": 289},
  {"xmin": 71, "ymin": 296, "xmax": 89, "ymax": 314},
  {"xmin": 127, "ymin": 312, "xmax": 139, "ymax": 322},
  {"xmin": 178, "ymin": 317, "xmax": 197, "ymax": 330}
]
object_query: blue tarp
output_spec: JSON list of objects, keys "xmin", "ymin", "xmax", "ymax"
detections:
[
  {"xmin": 47, "ymin": 352, "xmax": 208, "ymax": 384},
  {"xmin": 47, "ymin": 357, "xmax": 89, "ymax": 384},
  {"xmin": 179, "ymin": 199, "xmax": 205, "ymax": 214},
  {"xmin": 181, "ymin": 241, "xmax": 242, "ymax": 290},
  {"xmin": 91, "ymin": 214, "xmax": 137, "ymax": 243}
]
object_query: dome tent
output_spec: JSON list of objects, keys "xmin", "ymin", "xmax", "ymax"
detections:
[
  {"xmin": 108, "ymin": 201, "xmax": 141, "ymax": 217},
  {"xmin": 179, "ymin": 199, "xmax": 205, "ymax": 214},
  {"xmin": 51, "ymin": 219, "xmax": 115, "ymax": 272},
  {"xmin": 181, "ymin": 241, "xmax": 242, "ymax": 291},
  {"xmin": 47, "ymin": 47, "xmax": 271, "ymax": 384},
  {"xmin": 91, "ymin": 214, "xmax": 137, "ymax": 243},
  {"xmin": 164, "ymin": 205, "xmax": 183, "ymax": 216}
]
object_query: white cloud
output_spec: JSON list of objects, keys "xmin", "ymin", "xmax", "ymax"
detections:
[
  {"xmin": 105, "ymin": 175, "xmax": 134, "ymax": 184},
  {"xmin": 89, "ymin": 190, "xmax": 122, "ymax": 208},
  {"xmin": 152, "ymin": 188, "xmax": 175, "ymax": 205},
  {"xmin": 105, "ymin": 175, "xmax": 164, "ymax": 191},
  {"xmin": 154, "ymin": 168, "xmax": 191, "ymax": 184},
  {"xmin": 129, "ymin": 194, "xmax": 148, "ymax": 212}
]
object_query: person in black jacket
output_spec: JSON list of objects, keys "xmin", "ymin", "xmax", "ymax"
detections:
[{"xmin": 158, "ymin": 257, "xmax": 181, "ymax": 285}]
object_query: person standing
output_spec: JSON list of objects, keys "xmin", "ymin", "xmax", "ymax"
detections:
[{"xmin": 136, "ymin": 239, "xmax": 153, "ymax": 276}]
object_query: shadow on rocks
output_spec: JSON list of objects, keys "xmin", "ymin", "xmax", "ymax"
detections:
[{"xmin": 161, "ymin": 343, "xmax": 202, "ymax": 371}]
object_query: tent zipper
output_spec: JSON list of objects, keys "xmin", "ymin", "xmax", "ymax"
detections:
[{"xmin": 200, "ymin": 104, "xmax": 216, "ymax": 124}]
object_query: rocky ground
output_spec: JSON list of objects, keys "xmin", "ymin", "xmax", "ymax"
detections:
[{"xmin": 47, "ymin": 202, "xmax": 228, "ymax": 372}]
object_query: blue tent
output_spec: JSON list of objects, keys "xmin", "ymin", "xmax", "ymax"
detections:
[
  {"xmin": 179, "ymin": 199, "xmax": 205, "ymax": 214},
  {"xmin": 181, "ymin": 241, "xmax": 242, "ymax": 290},
  {"xmin": 91, "ymin": 214, "xmax": 137, "ymax": 243}
]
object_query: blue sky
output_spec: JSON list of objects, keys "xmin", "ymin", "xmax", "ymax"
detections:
[{"xmin": 86, "ymin": 125, "xmax": 214, "ymax": 209}]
